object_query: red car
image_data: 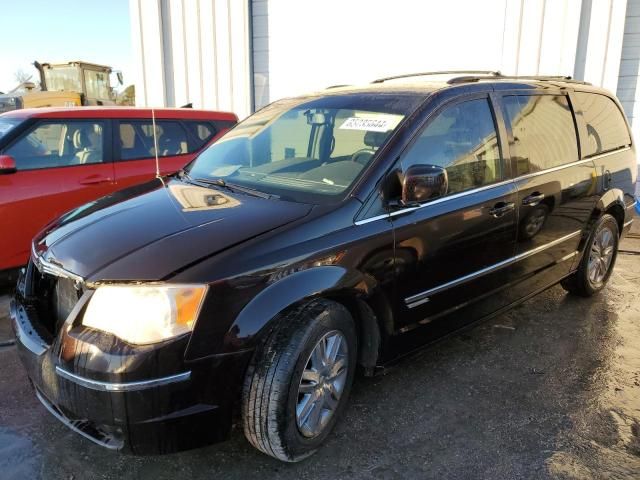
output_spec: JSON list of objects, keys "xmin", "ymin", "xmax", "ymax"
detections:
[{"xmin": 0, "ymin": 107, "xmax": 237, "ymax": 280}]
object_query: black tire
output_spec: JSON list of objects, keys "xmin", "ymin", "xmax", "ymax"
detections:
[
  {"xmin": 241, "ymin": 299, "xmax": 357, "ymax": 462},
  {"xmin": 561, "ymin": 214, "xmax": 619, "ymax": 297}
]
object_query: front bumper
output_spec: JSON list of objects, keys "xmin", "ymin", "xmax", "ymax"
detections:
[{"xmin": 10, "ymin": 296, "xmax": 252, "ymax": 454}]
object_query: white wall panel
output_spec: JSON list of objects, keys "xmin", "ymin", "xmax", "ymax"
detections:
[
  {"xmin": 130, "ymin": 0, "xmax": 638, "ymax": 139},
  {"xmin": 183, "ymin": 0, "xmax": 203, "ymax": 107},
  {"xmin": 229, "ymin": 0, "xmax": 251, "ymax": 118},
  {"xmin": 516, "ymin": 0, "xmax": 546, "ymax": 74},
  {"xmin": 263, "ymin": 0, "xmax": 606, "ymax": 101},
  {"xmin": 130, "ymin": 0, "xmax": 252, "ymax": 117},
  {"xmin": 130, "ymin": 0, "xmax": 166, "ymax": 106},
  {"xmin": 166, "ymin": 0, "xmax": 187, "ymax": 107},
  {"xmin": 617, "ymin": 0, "xmax": 640, "ymax": 143},
  {"xmin": 199, "ymin": 0, "xmax": 220, "ymax": 108},
  {"xmin": 265, "ymin": 0, "xmax": 506, "ymax": 101}
]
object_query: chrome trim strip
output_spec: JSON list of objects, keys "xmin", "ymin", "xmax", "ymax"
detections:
[
  {"xmin": 623, "ymin": 219, "xmax": 634, "ymax": 228},
  {"xmin": 354, "ymin": 178, "xmax": 516, "ymax": 226},
  {"xmin": 354, "ymin": 213, "xmax": 391, "ymax": 226},
  {"xmin": 585, "ymin": 146, "xmax": 631, "ymax": 161},
  {"xmin": 405, "ymin": 230, "xmax": 583, "ymax": 308},
  {"xmin": 514, "ymin": 158, "xmax": 595, "ymax": 181},
  {"xmin": 627, "ymin": 200, "xmax": 637, "ymax": 210},
  {"xmin": 55, "ymin": 367, "xmax": 191, "ymax": 392},
  {"xmin": 560, "ymin": 251, "xmax": 579, "ymax": 262},
  {"xmin": 35, "ymin": 389, "xmax": 122, "ymax": 450},
  {"xmin": 31, "ymin": 243, "xmax": 84, "ymax": 283}
]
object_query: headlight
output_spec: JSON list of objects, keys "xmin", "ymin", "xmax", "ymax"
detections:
[{"xmin": 82, "ymin": 284, "xmax": 207, "ymax": 345}]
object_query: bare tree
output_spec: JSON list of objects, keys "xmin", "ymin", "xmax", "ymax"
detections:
[{"xmin": 14, "ymin": 69, "xmax": 32, "ymax": 84}]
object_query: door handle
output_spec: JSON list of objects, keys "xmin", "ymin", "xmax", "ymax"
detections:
[
  {"xmin": 522, "ymin": 192, "xmax": 545, "ymax": 206},
  {"xmin": 489, "ymin": 202, "xmax": 515, "ymax": 218},
  {"xmin": 80, "ymin": 175, "xmax": 112, "ymax": 185}
]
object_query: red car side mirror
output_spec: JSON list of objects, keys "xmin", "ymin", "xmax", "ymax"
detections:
[{"xmin": 0, "ymin": 155, "xmax": 16, "ymax": 174}]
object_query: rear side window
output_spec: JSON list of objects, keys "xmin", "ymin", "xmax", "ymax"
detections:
[
  {"xmin": 183, "ymin": 121, "xmax": 217, "ymax": 150},
  {"xmin": 5, "ymin": 120, "xmax": 105, "ymax": 170},
  {"xmin": 575, "ymin": 92, "xmax": 631, "ymax": 157},
  {"xmin": 119, "ymin": 120, "xmax": 189, "ymax": 160},
  {"xmin": 401, "ymin": 98, "xmax": 502, "ymax": 195},
  {"xmin": 502, "ymin": 95, "xmax": 578, "ymax": 176}
]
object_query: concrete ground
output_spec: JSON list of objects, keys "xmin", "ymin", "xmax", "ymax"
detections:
[{"xmin": 0, "ymin": 220, "xmax": 639, "ymax": 480}]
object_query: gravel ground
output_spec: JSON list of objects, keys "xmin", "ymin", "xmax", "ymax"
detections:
[{"xmin": 0, "ymin": 220, "xmax": 639, "ymax": 480}]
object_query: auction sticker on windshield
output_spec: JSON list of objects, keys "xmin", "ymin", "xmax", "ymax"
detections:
[{"xmin": 339, "ymin": 114, "xmax": 402, "ymax": 132}]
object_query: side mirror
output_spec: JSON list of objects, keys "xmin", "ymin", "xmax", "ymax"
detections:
[
  {"xmin": 0, "ymin": 155, "xmax": 16, "ymax": 174},
  {"xmin": 401, "ymin": 164, "xmax": 448, "ymax": 205}
]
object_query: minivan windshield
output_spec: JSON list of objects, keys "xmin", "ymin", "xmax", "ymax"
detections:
[
  {"xmin": 187, "ymin": 95, "xmax": 413, "ymax": 203},
  {"xmin": 0, "ymin": 118, "xmax": 21, "ymax": 141}
]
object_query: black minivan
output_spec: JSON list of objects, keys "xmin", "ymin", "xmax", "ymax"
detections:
[{"xmin": 11, "ymin": 72, "xmax": 637, "ymax": 461}]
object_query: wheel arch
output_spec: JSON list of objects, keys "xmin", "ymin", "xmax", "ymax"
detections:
[
  {"xmin": 590, "ymin": 188, "xmax": 626, "ymax": 236},
  {"xmin": 226, "ymin": 266, "xmax": 388, "ymax": 372}
]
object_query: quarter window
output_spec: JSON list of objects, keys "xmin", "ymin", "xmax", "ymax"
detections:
[
  {"xmin": 574, "ymin": 92, "xmax": 631, "ymax": 157},
  {"xmin": 119, "ymin": 121, "xmax": 189, "ymax": 160},
  {"xmin": 502, "ymin": 95, "xmax": 578, "ymax": 175},
  {"xmin": 5, "ymin": 121, "xmax": 105, "ymax": 170},
  {"xmin": 183, "ymin": 121, "xmax": 217, "ymax": 150},
  {"xmin": 401, "ymin": 98, "xmax": 502, "ymax": 195}
]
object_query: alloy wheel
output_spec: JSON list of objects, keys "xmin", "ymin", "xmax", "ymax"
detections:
[
  {"xmin": 296, "ymin": 330, "xmax": 349, "ymax": 438},
  {"xmin": 588, "ymin": 226, "xmax": 615, "ymax": 287}
]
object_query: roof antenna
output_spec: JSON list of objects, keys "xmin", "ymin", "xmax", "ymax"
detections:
[{"xmin": 152, "ymin": 108, "xmax": 161, "ymax": 178}]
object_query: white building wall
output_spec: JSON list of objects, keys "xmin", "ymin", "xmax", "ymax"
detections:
[
  {"xmin": 130, "ymin": 0, "xmax": 253, "ymax": 118},
  {"xmin": 131, "ymin": 0, "xmax": 639, "ymax": 140},
  {"xmin": 259, "ymin": 0, "xmax": 630, "ymax": 105},
  {"xmin": 618, "ymin": 0, "xmax": 640, "ymax": 142}
]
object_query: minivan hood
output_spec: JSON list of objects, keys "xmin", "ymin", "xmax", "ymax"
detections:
[{"xmin": 34, "ymin": 178, "xmax": 312, "ymax": 281}]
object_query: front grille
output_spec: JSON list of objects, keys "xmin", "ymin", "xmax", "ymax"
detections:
[{"xmin": 25, "ymin": 258, "xmax": 83, "ymax": 339}]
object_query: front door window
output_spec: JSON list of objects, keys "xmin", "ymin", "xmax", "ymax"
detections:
[{"xmin": 5, "ymin": 121, "xmax": 105, "ymax": 170}]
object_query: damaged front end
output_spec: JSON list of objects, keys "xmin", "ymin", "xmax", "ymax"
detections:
[{"xmin": 11, "ymin": 251, "xmax": 251, "ymax": 454}]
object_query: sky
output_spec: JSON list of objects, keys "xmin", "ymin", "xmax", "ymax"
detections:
[{"xmin": 0, "ymin": 0, "xmax": 132, "ymax": 93}]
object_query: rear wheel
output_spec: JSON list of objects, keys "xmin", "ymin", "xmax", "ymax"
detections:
[
  {"xmin": 241, "ymin": 299, "xmax": 357, "ymax": 462},
  {"xmin": 561, "ymin": 214, "xmax": 619, "ymax": 297}
]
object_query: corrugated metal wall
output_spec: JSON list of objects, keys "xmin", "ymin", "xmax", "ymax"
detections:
[
  {"xmin": 617, "ymin": 0, "xmax": 640, "ymax": 141},
  {"xmin": 251, "ymin": 0, "xmax": 269, "ymax": 110},
  {"xmin": 256, "ymin": 0, "xmax": 629, "ymax": 106},
  {"xmin": 131, "ymin": 0, "xmax": 640, "ymax": 143},
  {"xmin": 129, "ymin": 0, "xmax": 252, "ymax": 118}
]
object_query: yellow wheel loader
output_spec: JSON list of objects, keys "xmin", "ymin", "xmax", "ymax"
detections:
[{"xmin": 0, "ymin": 61, "xmax": 123, "ymax": 113}]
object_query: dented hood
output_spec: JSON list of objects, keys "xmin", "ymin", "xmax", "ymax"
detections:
[{"xmin": 34, "ymin": 178, "xmax": 312, "ymax": 281}]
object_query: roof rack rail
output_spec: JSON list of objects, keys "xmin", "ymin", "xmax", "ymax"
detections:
[
  {"xmin": 326, "ymin": 84, "xmax": 351, "ymax": 89},
  {"xmin": 447, "ymin": 74, "xmax": 591, "ymax": 85},
  {"xmin": 372, "ymin": 70, "xmax": 502, "ymax": 84}
]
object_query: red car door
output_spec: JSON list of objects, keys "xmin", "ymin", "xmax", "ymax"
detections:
[
  {"xmin": 113, "ymin": 119, "xmax": 198, "ymax": 189},
  {"xmin": 0, "ymin": 119, "xmax": 114, "ymax": 270}
]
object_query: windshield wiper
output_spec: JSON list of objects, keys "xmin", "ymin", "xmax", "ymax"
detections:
[{"xmin": 194, "ymin": 177, "xmax": 277, "ymax": 200}]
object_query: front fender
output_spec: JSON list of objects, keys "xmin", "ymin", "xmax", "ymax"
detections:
[{"xmin": 221, "ymin": 266, "xmax": 370, "ymax": 353}]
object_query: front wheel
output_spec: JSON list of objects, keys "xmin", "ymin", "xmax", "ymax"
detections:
[
  {"xmin": 241, "ymin": 299, "xmax": 357, "ymax": 462},
  {"xmin": 561, "ymin": 214, "xmax": 619, "ymax": 297}
]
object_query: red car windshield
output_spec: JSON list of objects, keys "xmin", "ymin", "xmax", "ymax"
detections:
[{"xmin": 0, "ymin": 118, "xmax": 21, "ymax": 140}]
